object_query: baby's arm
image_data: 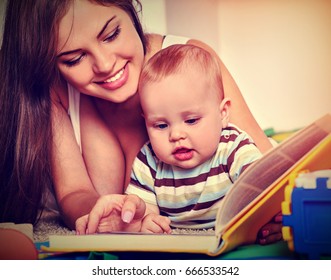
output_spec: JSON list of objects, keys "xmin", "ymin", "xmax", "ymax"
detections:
[{"xmin": 140, "ymin": 204, "xmax": 171, "ymax": 234}]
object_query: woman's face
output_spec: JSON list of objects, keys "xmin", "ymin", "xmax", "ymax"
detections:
[{"xmin": 57, "ymin": 1, "xmax": 144, "ymax": 103}]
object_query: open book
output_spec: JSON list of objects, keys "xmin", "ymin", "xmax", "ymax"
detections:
[{"xmin": 42, "ymin": 114, "xmax": 331, "ymax": 256}]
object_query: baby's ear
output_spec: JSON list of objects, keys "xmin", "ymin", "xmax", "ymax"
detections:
[{"xmin": 219, "ymin": 98, "xmax": 231, "ymax": 127}]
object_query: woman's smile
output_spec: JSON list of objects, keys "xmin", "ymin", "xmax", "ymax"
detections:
[
  {"xmin": 104, "ymin": 68, "xmax": 124, "ymax": 83},
  {"xmin": 96, "ymin": 63, "xmax": 129, "ymax": 91}
]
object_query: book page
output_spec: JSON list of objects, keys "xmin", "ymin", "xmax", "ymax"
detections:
[{"xmin": 217, "ymin": 114, "xmax": 331, "ymax": 231}]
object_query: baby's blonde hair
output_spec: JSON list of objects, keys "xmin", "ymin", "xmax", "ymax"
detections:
[{"xmin": 139, "ymin": 44, "xmax": 224, "ymax": 100}]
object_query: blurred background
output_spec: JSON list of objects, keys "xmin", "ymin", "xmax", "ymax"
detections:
[
  {"xmin": 140, "ymin": 0, "xmax": 331, "ymax": 132},
  {"xmin": 1, "ymin": 0, "xmax": 330, "ymax": 131}
]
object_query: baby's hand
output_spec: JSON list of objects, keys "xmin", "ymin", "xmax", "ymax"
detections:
[
  {"xmin": 75, "ymin": 194, "xmax": 146, "ymax": 234},
  {"xmin": 256, "ymin": 212, "xmax": 283, "ymax": 245},
  {"xmin": 141, "ymin": 213, "xmax": 171, "ymax": 234}
]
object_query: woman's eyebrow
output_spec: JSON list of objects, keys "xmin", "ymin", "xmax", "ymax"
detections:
[
  {"xmin": 57, "ymin": 49, "xmax": 81, "ymax": 58},
  {"xmin": 57, "ymin": 16, "xmax": 116, "ymax": 58},
  {"xmin": 97, "ymin": 16, "xmax": 116, "ymax": 39}
]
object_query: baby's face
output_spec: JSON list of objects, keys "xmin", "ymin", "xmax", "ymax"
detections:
[{"xmin": 141, "ymin": 69, "xmax": 228, "ymax": 169}]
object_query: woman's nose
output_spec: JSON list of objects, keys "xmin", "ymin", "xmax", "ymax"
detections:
[{"xmin": 92, "ymin": 51, "xmax": 115, "ymax": 74}]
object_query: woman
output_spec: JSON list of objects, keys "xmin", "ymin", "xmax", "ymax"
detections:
[{"xmin": 0, "ymin": 0, "xmax": 279, "ymax": 243}]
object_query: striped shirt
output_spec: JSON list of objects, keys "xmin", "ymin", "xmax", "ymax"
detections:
[{"xmin": 125, "ymin": 125, "xmax": 262, "ymax": 229}]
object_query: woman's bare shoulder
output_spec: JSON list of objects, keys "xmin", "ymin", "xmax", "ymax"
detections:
[
  {"xmin": 144, "ymin": 34, "xmax": 216, "ymax": 58},
  {"xmin": 186, "ymin": 39, "xmax": 218, "ymax": 56},
  {"xmin": 144, "ymin": 33, "xmax": 164, "ymax": 61}
]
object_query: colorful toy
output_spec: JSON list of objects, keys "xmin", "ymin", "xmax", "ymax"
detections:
[{"xmin": 282, "ymin": 169, "xmax": 331, "ymax": 259}]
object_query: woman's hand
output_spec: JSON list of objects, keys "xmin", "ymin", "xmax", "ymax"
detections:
[
  {"xmin": 75, "ymin": 194, "xmax": 146, "ymax": 234},
  {"xmin": 256, "ymin": 212, "xmax": 283, "ymax": 245}
]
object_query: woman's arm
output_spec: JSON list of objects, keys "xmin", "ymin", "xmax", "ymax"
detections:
[
  {"xmin": 187, "ymin": 39, "xmax": 273, "ymax": 154},
  {"xmin": 51, "ymin": 93, "xmax": 99, "ymax": 229},
  {"xmin": 50, "ymin": 82, "xmax": 126, "ymax": 229},
  {"xmin": 80, "ymin": 94, "xmax": 125, "ymax": 195}
]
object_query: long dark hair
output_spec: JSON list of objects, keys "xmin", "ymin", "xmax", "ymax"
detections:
[{"xmin": 0, "ymin": 0, "xmax": 147, "ymax": 225}]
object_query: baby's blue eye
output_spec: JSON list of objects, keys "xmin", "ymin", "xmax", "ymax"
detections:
[
  {"xmin": 185, "ymin": 118, "xmax": 199, "ymax": 125},
  {"xmin": 155, "ymin": 123, "xmax": 168, "ymax": 129}
]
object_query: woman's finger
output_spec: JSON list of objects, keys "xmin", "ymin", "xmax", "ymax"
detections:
[
  {"xmin": 273, "ymin": 212, "xmax": 283, "ymax": 223},
  {"xmin": 258, "ymin": 232, "xmax": 283, "ymax": 245},
  {"xmin": 86, "ymin": 195, "xmax": 122, "ymax": 233},
  {"xmin": 257, "ymin": 221, "xmax": 283, "ymax": 245},
  {"xmin": 122, "ymin": 194, "xmax": 146, "ymax": 223}
]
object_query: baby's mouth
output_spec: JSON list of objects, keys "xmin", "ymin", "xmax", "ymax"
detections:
[
  {"xmin": 173, "ymin": 148, "xmax": 194, "ymax": 161},
  {"xmin": 173, "ymin": 148, "xmax": 191, "ymax": 154}
]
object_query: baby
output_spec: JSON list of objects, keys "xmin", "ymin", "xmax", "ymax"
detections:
[{"xmin": 125, "ymin": 44, "xmax": 262, "ymax": 232}]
